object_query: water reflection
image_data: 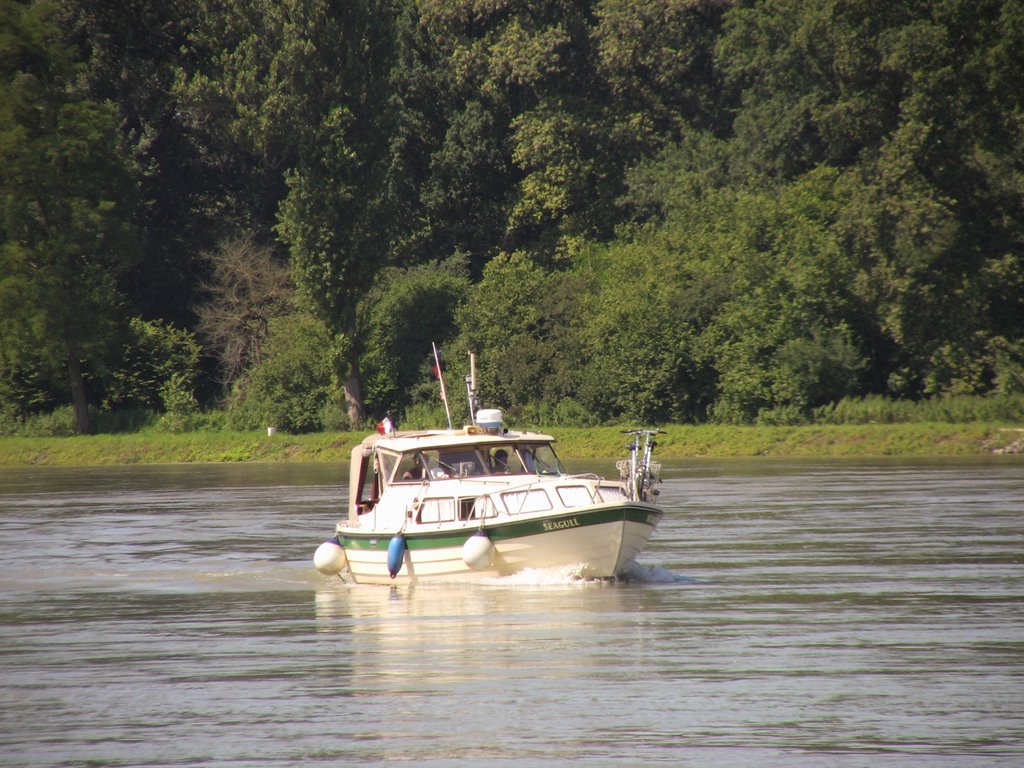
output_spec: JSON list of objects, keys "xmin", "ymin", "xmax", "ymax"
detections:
[{"xmin": 313, "ymin": 580, "xmax": 655, "ymax": 703}]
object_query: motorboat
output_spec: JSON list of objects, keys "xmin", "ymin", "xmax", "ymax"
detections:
[{"xmin": 313, "ymin": 354, "xmax": 663, "ymax": 584}]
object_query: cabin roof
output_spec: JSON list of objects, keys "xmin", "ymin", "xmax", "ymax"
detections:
[{"xmin": 358, "ymin": 427, "xmax": 555, "ymax": 455}]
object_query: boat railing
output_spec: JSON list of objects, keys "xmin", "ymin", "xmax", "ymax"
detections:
[
  {"xmin": 458, "ymin": 473, "xmax": 620, "ymax": 520},
  {"xmin": 464, "ymin": 477, "xmax": 550, "ymax": 519}
]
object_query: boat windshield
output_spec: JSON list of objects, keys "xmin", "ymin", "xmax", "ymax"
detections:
[
  {"xmin": 517, "ymin": 443, "xmax": 564, "ymax": 475},
  {"xmin": 393, "ymin": 448, "xmax": 488, "ymax": 481},
  {"xmin": 389, "ymin": 442, "xmax": 563, "ymax": 482}
]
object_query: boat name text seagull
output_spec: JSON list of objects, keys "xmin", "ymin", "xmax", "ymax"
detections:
[{"xmin": 543, "ymin": 518, "xmax": 580, "ymax": 532}]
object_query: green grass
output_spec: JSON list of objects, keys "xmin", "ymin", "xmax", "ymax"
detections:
[
  {"xmin": 547, "ymin": 423, "xmax": 1023, "ymax": 458},
  {"xmin": 1, "ymin": 422, "xmax": 1021, "ymax": 466},
  {"xmin": 0, "ymin": 430, "xmax": 363, "ymax": 466}
]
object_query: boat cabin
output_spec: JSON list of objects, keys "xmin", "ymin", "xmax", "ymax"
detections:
[{"xmin": 346, "ymin": 430, "xmax": 566, "ymax": 523}]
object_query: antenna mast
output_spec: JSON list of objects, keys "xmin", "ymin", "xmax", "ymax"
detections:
[
  {"xmin": 465, "ymin": 352, "xmax": 481, "ymax": 424},
  {"xmin": 432, "ymin": 342, "xmax": 452, "ymax": 428}
]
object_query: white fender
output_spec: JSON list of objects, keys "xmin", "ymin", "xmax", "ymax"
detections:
[
  {"xmin": 313, "ymin": 539, "xmax": 347, "ymax": 575},
  {"xmin": 461, "ymin": 532, "xmax": 495, "ymax": 569}
]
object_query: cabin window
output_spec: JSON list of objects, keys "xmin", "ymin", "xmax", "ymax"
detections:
[
  {"xmin": 416, "ymin": 497, "xmax": 457, "ymax": 524},
  {"xmin": 377, "ymin": 452, "xmax": 398, "ymax": 486},
  {"xmin": 557, "ymin": 485, "xmax": 594, "ymax": 507},
  {"xmin": 359, "ymin": 465, "xmax": 378, "ymax": 504},
  {"xmin": 501, "ymin": 489, "xmax": 552, "ymax": 515},
  {"xmin": 472, "ymin": 495, "xmax": 499, "ymax": 519},
  {"xmin": 396, "ymin": 451, "xmax": 430, "ymax": 482},
  {"xmin": 414, "ymin": 496, "xmax": 495, "ymax": 523},
  {"xmin": 599, "ymin": 484, "xmax": 626, "ymax": 502}
]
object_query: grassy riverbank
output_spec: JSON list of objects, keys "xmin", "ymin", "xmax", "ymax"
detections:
[{"xmin": 0, "ymin": 423, "xmax": 1021, "ymax": 466}]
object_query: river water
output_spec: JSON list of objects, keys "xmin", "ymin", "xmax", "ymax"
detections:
[{"xmin": 0, "ymin": 458, "xmax": 1021, "ymax": 768}]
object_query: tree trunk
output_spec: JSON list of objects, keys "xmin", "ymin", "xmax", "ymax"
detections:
[
  {"xmin": 66, "ymin": 351, "xmax": 91, "ymax": 434},
  {"xmin": 344, "ymin": 369, "xmax": 365, "ymax": 428},
  {"xmin": 340, "ymin": 319, "xmax": 365, "ymax": 427}
]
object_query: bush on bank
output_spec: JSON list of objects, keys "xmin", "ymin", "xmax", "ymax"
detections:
[{"xmin": 4, "ymin": 392, "xmax": 1024, "ymax": 439}]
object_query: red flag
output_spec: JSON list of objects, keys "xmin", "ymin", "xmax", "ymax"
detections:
[{"xmin": 432, "ymin": 348, "xmax": 445, "ymax": 380}]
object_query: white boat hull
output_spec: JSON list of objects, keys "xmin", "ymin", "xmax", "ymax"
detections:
[{"xmin": 339, "ymin": 503, "xmax": 661, "ymax": 585}]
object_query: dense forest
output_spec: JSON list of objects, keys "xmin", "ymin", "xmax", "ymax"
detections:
[{"xmin": 2, "ymin": 0, "xmax": 1023, "ymax": 435}]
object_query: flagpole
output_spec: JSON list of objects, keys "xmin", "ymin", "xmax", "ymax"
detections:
[{"xmin": 432, "ymin": 342, "xmax": 452, "ymax": 428}]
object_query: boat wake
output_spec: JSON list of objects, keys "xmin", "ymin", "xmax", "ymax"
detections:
[
  {"xmin": 484, "ymin": 564, "xmax": 602, "ymax": 586},
  {"xmin": 617, "ymin": 561, "xmax": 697, "ymax": 585},
  {"xmin": 482, "ymin": 561, "xmax": 694, "ymax": 587}
]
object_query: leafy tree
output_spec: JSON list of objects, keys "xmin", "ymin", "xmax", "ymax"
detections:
[
  {"xmin": 581, "ymin": 164, "xmax": 867, "ymax": 423},
  {"xmin": 594, "ymin": 0, "xmax": 729, "ymax": 144},
  {"xmin": 455, "ymin": 251, "xmax": 589, "ymax": 415},
  {"xmin": 5, "ymin": 0, "xmax": 1020, "ymax": 431},
  {"xmin": 401, "ymin": 1, "xmax": 640, "ymax": 266},
  {"xmin": 716, "ymin": 0, "xmax": 911, "ymax": 179},
  {"xmin": 156, "ymin": 371, "xmax": 200, "ymax": 433},
  {"xmin": 358, "ymin": 257, "xmax": 471, "ymax": 419},
  {"xmin": 172, "ymin": 0, "xmax": 302, "ymax": 240},
  {"xmin": 575, "ymin": 236, "xmax": 722, "ymax": 424},
  {"xmin": 484, "ymin": 2, "xmax": 624, "ymax": 258},
  {"xmin": 415, "ymin": 100, "xmax": 511, "ymax": 269},
  {"xmin": 0, "ymin": 0, "xmax": 140, "ymax": 433},
  {"xmin": 177, "ymin": 0, "xmax": 403, "ymax": 426},
  {"xmin": 0, "ymin": 342, "xmax": 65, "ymax": 429},
  {"xmin": 828, "ymin": 1, "xmax": 1024, "ymax": 397},
  {"xmin": 593, "ymin": 0, "xmax": 1022, "ymax": 417},
  {"xmin": 57, "ymin": 0, "xmax": 220, "ymax": 329},
  {"xmin": 699, "ymin": 172, "xmax": 866, "ymax": 421},
  {"xmin": 767, "ymin": 326, "xmax": 866, "ymax": 421}
]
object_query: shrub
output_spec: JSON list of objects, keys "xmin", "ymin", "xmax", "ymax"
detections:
[
  {"xmin": 228, "ymin": 312, "xmax": 336, "ymax": 433},
  {"xmin": 516, "ymin": 398, "xmax": 601, "ymax": 428},
  {"xmin": 93, "ymin": 408, "xmax": 160, "ymax": 433},
  {"xmin": 814, "ymin": 394, "xmax": 1024, "ymax": 424},
  {"xmin": 320, "ymin": 401, "xmax": 351, "ymax": 432},
  {"xmin": 17, "ymin": 406, "xmax": 79, "ymax": 437},
  {"xmin": 156, "ymin": 372, "xmax": 201, "ymax": 433},
  {"xmin": 399, "ymin": 401, "xmax": 450, "ymax": 430},
  {"xmin": 105, "ymin": 318, "xmax": 201, "ymax": 411},
  {"xmin": 756, "ymin": 405, "xmax": 808, "ymax": 426}
]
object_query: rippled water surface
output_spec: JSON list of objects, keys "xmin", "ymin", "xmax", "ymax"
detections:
[{"xmin": 1, "ymin": 458, "xmax": 1022, "ymax": 767}]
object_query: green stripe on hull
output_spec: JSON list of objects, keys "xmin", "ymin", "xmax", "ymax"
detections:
[{"xmin": 340, "ymin": 504, "xmax": 661, "ymax": 552}]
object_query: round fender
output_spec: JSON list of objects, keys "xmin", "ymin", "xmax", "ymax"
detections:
[
  {"xmin": 461, "ymin": 531, "xmax": 495, "ymax": 569},
  {"xmin": 313, "ymin": 538, "xmax": 347, "ymax": 575}
]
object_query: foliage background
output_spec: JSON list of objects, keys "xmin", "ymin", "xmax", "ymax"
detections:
[{"xmin": 1, "ymin": 0, "xmax": 1022, "ymax": 435}]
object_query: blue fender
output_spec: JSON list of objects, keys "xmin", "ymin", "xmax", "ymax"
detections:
[{"xmin": 387, "ymin": 535, "xmax": 407, "ymax": 578}]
